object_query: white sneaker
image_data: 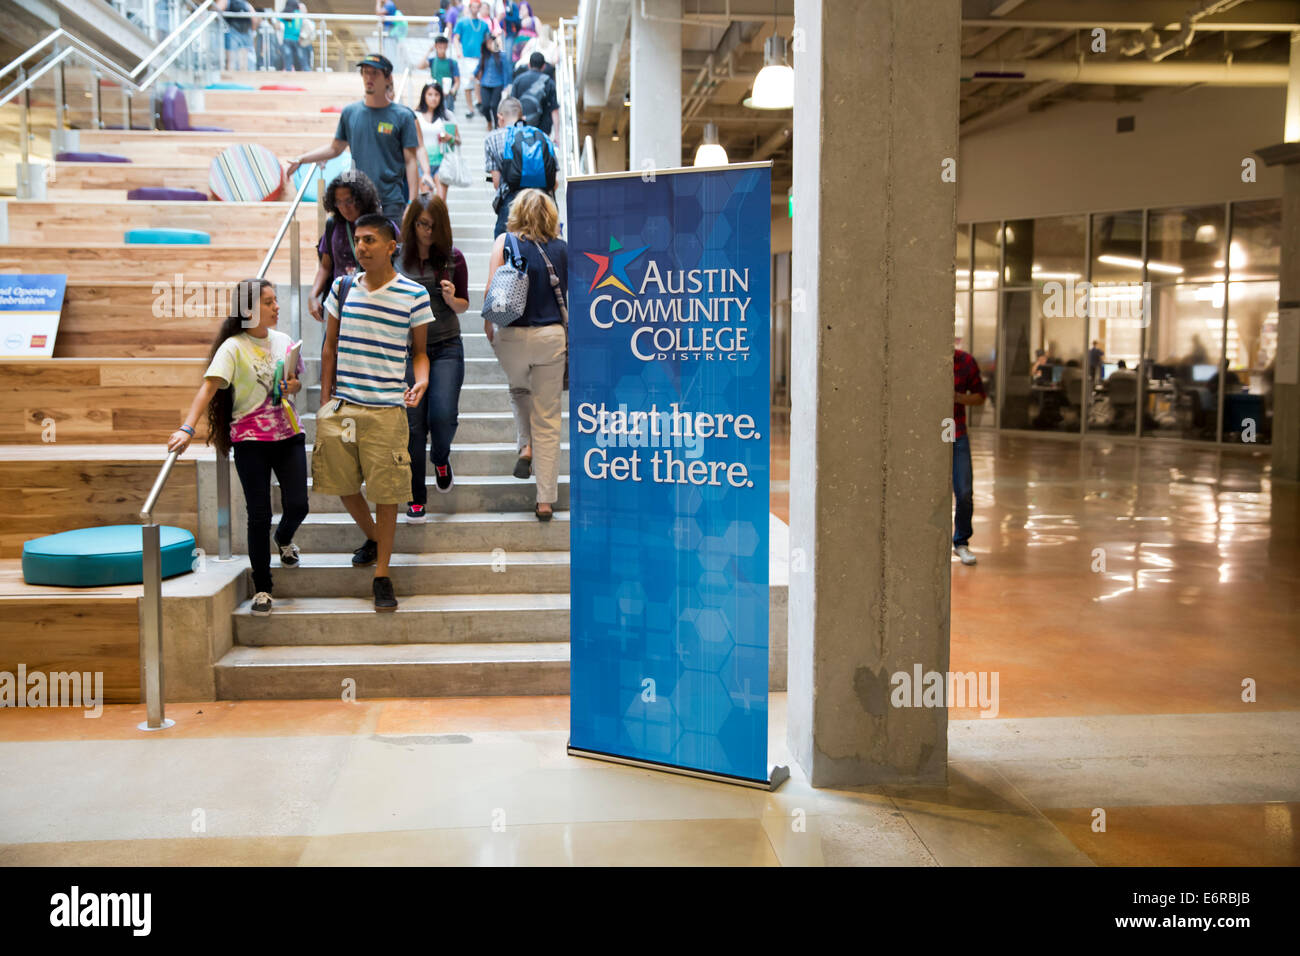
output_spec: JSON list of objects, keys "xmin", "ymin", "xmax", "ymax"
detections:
[
  {"xmin": 251, "ymin": 591, "xmax": 273, "ymax": 616},
  {"xmin": 954, "ymin": 545, "xmax": 977, "ymax": 566},
  {"xmin": 278, "ymin": 542, "xmax": 300, "ymax": 567}
]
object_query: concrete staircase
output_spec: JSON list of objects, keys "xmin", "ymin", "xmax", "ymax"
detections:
[{"xmin": 207, "ymin": 72, "xmax": 573, "ymax": 699}]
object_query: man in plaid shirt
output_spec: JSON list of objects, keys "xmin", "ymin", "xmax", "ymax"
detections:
[{"xmin": 953, "ymin": 348, "xmax": 986, "ymax": 565}]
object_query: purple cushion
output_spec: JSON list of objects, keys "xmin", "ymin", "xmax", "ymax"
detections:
[
  {"xmin": 127, "ymin": 187, "xmax": 208, "ymax": 201},
  {"xmin": 56, "ymin": 151, "xmax": 132, "ymax": 163},
  {"xmin": 160, "ymin": 87, "xmax": 189, "ymax": 131}
]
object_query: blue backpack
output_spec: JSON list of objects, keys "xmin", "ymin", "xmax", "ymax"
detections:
[{"xmin": 502, "ymin": 125, "xmax": 556, "ymax": 192}]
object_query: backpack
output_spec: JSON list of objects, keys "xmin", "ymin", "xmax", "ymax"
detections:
[
  {"xmin": 515, "ymin": 74, "xmax": 547, "ymax": 127},
  {"xmin": 500, "ymin": 124, "xmax": 556, "ymax": 192}
]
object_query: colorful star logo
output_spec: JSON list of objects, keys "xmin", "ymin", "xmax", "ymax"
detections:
[{"xmin": 584, "ymin": 236, "xmax": 650, "ymax": 296}]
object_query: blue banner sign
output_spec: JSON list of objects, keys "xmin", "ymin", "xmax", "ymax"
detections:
[
  {"xmin": 0, "ymin": 275, "xmax": 67, "ymax": 357},
  {"xmin": 566, "ymin": 164, "xmax": 774, "ymax": 787}
]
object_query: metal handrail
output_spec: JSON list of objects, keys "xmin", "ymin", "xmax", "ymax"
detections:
[
  {"xmin": 555, "ymin": 17, "xmax": 584, "ymax": 179},
  {"xmin": 582, "ymin": 134, "xmax": 596, "ymax": 175},
  {"xmin": 129, "ymin": 0, "xmax": 216, "ymax": 77},
  {"xmin": 141, "ymin": 451, "xmax": 181, "ymax": 523},
  {"xmin": 0, "ymin": 12, "xmax": 220, "ymax": 109}
]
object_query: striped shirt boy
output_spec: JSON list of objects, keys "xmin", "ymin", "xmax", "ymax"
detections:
[{"xmin": 324, "ymin": 271, "xmax": 434, "ymax": 406}]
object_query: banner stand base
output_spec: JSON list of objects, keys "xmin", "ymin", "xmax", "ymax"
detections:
[{"xmin": 568, "ymin": 743, "xmax": 790, "ymax": 791}]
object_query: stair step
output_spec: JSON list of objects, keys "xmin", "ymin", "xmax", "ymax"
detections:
[
  {"xmin": 233, "ymin": 592, "xmax": 569, "ymax": 646},
  {"xmin": 284, "ymin": 510, "xmax": 569, "ymax": 553},
  {"xmin": 275, "ymin": 473, "xmax": 569, "ymax": 513},
  {"xmin": 264, "ymin": 551, "xmax": 570, "ymax": 597},
  {"xmin": 214, "ymin": 641, "xmax": 570, "ymax": 699}
]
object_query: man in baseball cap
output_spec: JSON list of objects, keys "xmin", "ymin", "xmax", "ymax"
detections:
[
  {"xmin": 357, "ymin": 53, "xmax": 394, "ymax": 74},
  {"xmin": 288, "ymin": 51, "xmax": 418, "ymax": 220}
]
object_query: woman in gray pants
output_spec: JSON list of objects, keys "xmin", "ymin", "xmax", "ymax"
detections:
[{"xmin": 484, "ymin": 189, "xmax": 568, "ymax": 521}]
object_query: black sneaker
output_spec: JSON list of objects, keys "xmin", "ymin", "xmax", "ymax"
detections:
[
  {"xmin": 406, "ymin": 503, "xmax": 427, "ymax": 523},
  {"xmin": 277, "ymin": 541, "xmax": 300, "ymax": 567},
  {"xmin": 434, "ymin": 462, "xmax": 454, "ymax": 493},
  {"xmin": 250, "ymin": 591, "xmax": 273, "ymax": 616},
  {"xmin": 373, "ymin": 575, "xmax": 398, "ymax": 611},
  {"xmin": 352, "ymin": 539, "xmax": 378, "ymax": 566}
]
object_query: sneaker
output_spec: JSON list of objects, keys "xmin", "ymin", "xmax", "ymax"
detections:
[
  {"xmin": 373, "ymin": 575, "xmax": 398, "ymax": 611},
  {"xmin": 406, "ymin": 503, "xmax": 427, "ymax": 523},
  {"xmin": 954, "ymin": 545, "xmax": 977, "ymax": 566},
  {"xmin": 250, "ymin": 591, "xmax": 273, "ymax": 616},
  {"xmin": 277, "ymin": 541, "xmax": 300, "ymax": 567},
  {"xmin": 352, "ymin": 538, "xmax": 378, "ymax": 566},
  {"xmin": 434, "ymin": 462, "xmax": 454, "ymax": 493}
]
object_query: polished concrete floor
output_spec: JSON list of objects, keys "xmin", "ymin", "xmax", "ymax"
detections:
[{"xmin": 1, "ymin": 429, "xmax": 1297, "ymax": 865}]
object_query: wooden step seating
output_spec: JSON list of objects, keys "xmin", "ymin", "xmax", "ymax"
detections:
[
  {"xmin": 0, "ymin": 443, "xmax": 201, "ymax": 559},
  {"xmin": 0, "ymin": 243, "xmax": 297, "ymax": 282},
  {"xmin": 4, "ymin": 200, "xmax": 319, "ymax": 251},
  {"xmin": 0, "ymin": 359, "xmax": 209, "ymax": 445}
]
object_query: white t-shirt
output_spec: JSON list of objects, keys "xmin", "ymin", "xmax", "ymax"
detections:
[{"xmin": 204, "ymin": 329, "xmax": 297, "ymax": 423}]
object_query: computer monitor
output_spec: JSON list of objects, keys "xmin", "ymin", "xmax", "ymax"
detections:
[
  {"xmin": 1192, "ymin": 364, "xmax": 1216, "ymax": 382},
  {"xmin": 1102, "ymin": 362, "xmax": 1118, "ymax": 380},
  {"xmin": 1050, "ymin": 365, "xmax": 1065, "ymax": 384}
]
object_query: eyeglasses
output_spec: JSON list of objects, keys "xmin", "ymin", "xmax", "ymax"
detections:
[
  {"xmin": 416, "ymin": 220, "xmax": 435, "ymax": 231},
  {"xmin": 336, "ymin": 196, "xmax": 358, "ymax": 208}
]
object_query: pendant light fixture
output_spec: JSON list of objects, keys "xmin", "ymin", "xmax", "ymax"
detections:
[
  {"xmin": 744, "ymin": 1, "xmax": 794, "ymax": 110},
  {"xmin": 693, "ymin": 122, "xmax": 729, "ymax": 166}
]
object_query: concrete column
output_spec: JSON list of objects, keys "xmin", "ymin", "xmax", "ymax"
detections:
[
  {"xmin": 788, "ymin": 0, "xmax": 958, "ymax": 787},
  {"xmin": 629, "ymin": 0, "xmax": 681, "ymax": 170}
]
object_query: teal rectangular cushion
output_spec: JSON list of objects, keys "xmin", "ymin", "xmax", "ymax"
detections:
[
  {"xmin": 22, "ymin": 525, "xmax": 196, "ymax": 587},
  {"xmin": 125, "ymin": 228, "xmax": 211, "ymax": 244}
]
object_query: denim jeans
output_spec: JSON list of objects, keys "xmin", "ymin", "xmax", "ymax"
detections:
[
  {"xmin": 405, "ymin": 336, "xmax": 465, "ymax": 504},
  {"xmin": 952, "ymin": 434, "xmax": 973, "ymax": 547}
]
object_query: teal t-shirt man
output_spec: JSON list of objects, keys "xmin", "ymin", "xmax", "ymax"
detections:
[
  {"xmin": 454, "ymin": 14, "xmax": 489, "ymax": 58},
  {"xmin": 334, "ymin": 101, "xmax": 419, "ymax": 219}
]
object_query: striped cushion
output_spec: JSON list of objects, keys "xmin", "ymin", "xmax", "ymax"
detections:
[{"xmin": 209, "ymin": 143, "xmax": 284, "ymax": 202}]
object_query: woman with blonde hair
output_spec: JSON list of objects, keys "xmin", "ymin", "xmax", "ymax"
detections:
[{"xmin": 484, "ymin": 188, "xmax": 568, "ymax": 520}]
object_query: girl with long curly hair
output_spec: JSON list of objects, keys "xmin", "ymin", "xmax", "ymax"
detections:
[{"xmin": 168, "ymin": 278, "xmax": 309, "ymax": 617}]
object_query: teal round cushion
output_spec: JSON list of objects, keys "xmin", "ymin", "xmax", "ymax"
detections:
[
  {"xmin": 125, "ymin": 228, "xmax": 211, "ymax": 244},
  {"xmin": 205, "ymin": 82, "xmax": 255, "ymax": 90},
  {"xmin": 22, "ymin": 525, "xmax": 196, "ymax": 587},
  {"xmin": 292, "ymin": 152, "xmax": 350, "ymax": 203}
]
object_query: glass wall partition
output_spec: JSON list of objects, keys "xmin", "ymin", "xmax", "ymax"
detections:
[
  {"xmin": 1224, "ymin": 199, "xmax": 1280, "ymax": 444},
  {"xmin": 970, "ymin": 222, "xmax": 1000, "ymax": 428},
  {"xmin": 1001, "ymin": 215, "xmax": 1087, "ymax": 433},
  {"xmin": 955, "ymin": 197, "xmax": 1280, "ymax": 445}
]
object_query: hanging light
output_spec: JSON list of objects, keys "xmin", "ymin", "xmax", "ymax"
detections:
[
  {"xmin": 693, "ymin": 123, "xmax": 728, "ymax": 166},
  {"xmin": 745, "ymin": 0, "xmax": 794, "ymax": 114},
  {"xmin": 745, "ymin": 35, "xmax": 794, "ymax": 109}
]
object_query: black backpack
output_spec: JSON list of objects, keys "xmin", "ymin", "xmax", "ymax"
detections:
[
  {"xmin": 500, "ymin": 124, "xmax": 557, "ymax": 192},
  {"xmin": 515, "ymin": 74, "xmax": 549, "ymax": 127}
]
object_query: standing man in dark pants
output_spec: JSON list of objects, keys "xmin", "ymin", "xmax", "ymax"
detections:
[{"xmin": 953, "ymin": 347, "xmax": 986, "ymax": 566}]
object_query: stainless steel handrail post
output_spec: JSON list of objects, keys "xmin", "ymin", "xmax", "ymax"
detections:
[
  {"xmin": 91, "ymin": 69, "xmax": 101, "ymax": 128},
  {"xmin": 18, "ymin": 68, "xmax": 30, "ymax": 197},
  {"xmin": 139, "ymin": 450, "xmax": 179, "ymax": 731},
  {"xmin": 290, "ymin": 216, "xmax": 301, "ymax": 342},
  {"xmin": 216, "ymin": 451, "xmax": 232, "ymax": 560},
  {"xmin": 54, "ymin": 58, "xmax": 66, "ymax": 130}
]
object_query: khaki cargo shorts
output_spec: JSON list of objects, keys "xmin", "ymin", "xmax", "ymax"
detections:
[{"xmin": 311, "ymin": 400, "xmax": 412, "ymax": 504}]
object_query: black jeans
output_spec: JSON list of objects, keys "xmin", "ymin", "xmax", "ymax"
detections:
[
  {"xmin": 479, "ymin": 85, "xmax": 503, "ymax": 127},
  {"xmin": 232, "ymin": 433, "xmax": 309, "ymax": 594},
  {"xmin": 405, "ymin": 336, "xmax": 466, "ymax": 504}
]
